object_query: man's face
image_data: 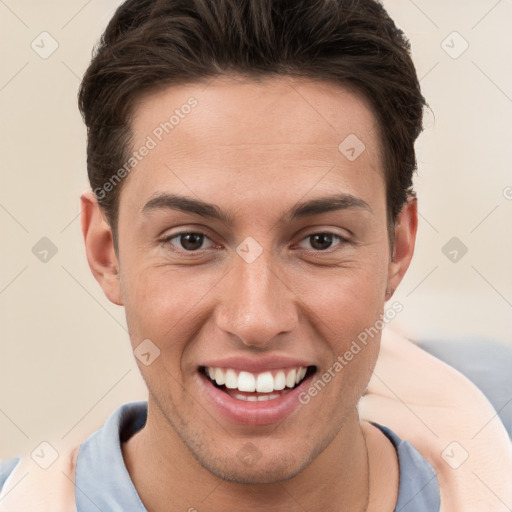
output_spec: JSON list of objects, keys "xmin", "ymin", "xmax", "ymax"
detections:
[{"xmin": 98, "ymin": 76, "xmax": 406, "ymax": 483}]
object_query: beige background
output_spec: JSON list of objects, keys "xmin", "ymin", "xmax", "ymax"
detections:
[{"xmin": 1, "ymin": 0, "xmax": 511, "ymax": 460}]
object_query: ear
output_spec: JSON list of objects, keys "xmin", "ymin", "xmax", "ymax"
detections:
[
  {"xmin": 385, "ymin": 198, "xmax": 418, "ymax": 301},
  {"xmin": 80, "ymin": 190, "xmax": 123, "ymax": 306}
]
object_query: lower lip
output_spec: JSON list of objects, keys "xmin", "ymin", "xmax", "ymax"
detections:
[{"xmin": 197, "ymin": 370, "xmax": 315, "ymax": 426}]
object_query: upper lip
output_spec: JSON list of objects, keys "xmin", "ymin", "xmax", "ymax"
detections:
[{"xmin": 199, "ymin": 355, "xmax": 315, "ymax": 373}]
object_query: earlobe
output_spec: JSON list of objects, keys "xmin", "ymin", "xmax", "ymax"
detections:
[
  {"xmin": 385, "ymin": 198, "xmax": 418, "ymax": 301},
  {"xmin": 80, "ymin": 190, "xmax": 123, "ymax": 306}
]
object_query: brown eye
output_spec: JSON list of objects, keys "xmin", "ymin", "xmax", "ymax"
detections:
[
  {"xmin": 309, "ymin": 233, "xmax": 335, "ymax": 250},
  {"xmin": 161, "ymin": 232, "xmax": 214, "ymax": 252},
  {"xmin": 297, "ymin": 232, "xmax": 348, "ymax": 252},
  {"xmin": 179, "ymin": 233, "xmax": 205, "ymax": 251}
]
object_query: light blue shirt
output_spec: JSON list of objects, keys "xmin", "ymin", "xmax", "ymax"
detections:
[{"xmin": 0, "ymin": 401, "xmax": 440, "ymax": 511}]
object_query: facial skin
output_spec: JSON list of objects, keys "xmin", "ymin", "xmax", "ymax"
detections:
[{"xmin": 81, "ymin": 76, "xmax": 417, "ymax": 511}]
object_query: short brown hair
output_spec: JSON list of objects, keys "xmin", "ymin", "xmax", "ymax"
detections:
[{"xmin": 78, "ymin": 0, "xmax": 427, "ymax": 246}]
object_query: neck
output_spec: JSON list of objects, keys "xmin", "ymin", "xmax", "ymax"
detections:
[{"xmin": 122, "ymin": 405, "xmax": 381, "ymax": 512}]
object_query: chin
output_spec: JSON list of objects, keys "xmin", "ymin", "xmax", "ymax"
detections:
[
  {"xmin": 188, "ymin": 432, "xmax": 329, "ymax": 486},
  {"xmin": 201, "ymin": 453, "xmax": 306, "ymax": 485}
]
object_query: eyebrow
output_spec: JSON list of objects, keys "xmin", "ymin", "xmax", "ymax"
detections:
[{"xmin": 141, "ymin": 192, "xmax": 372, "ymax": 225}]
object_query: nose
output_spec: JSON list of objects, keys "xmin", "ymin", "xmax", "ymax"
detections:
[{"xmin": 215, "ymin": 248, "xmax": 298, "ymax": 348}]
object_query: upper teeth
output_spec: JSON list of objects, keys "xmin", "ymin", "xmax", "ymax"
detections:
[{"xmin": 206, "ymin": 366, "xmax": 308, "ymax": 393}]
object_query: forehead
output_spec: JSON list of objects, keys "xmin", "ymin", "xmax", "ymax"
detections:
[{"xmin": 123, "ymin": 76, "xmax": 385, "ymax": 214}]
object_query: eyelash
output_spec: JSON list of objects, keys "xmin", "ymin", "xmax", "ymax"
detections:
[{"xmin": 159, "ymin": 230, "xmax": 351, "ymax": 255}]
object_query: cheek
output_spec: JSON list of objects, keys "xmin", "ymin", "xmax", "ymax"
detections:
[
  {"xmin": 293, "ymin": 261, "xmax": 387, "ymax": 329},
  {"xmin": 122, "ymin": 265, "xmax": 202, "ymax": 326},
  {"xmin": 291, "ymin": 261, "xmax": 386, "ymax": 390},
  {"xmin": 121, "ymin": 266, "xmax": 217, "ymax": 366}
]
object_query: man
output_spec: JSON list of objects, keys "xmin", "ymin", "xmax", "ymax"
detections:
[{"xmin": 1, "ymin": 0, "xmax": 511, "ymax": 510}]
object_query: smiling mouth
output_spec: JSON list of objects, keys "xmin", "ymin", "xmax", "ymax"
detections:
[{"xmin": 199, "ymin": 365, "xmax": 317, "ymax": 401}]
